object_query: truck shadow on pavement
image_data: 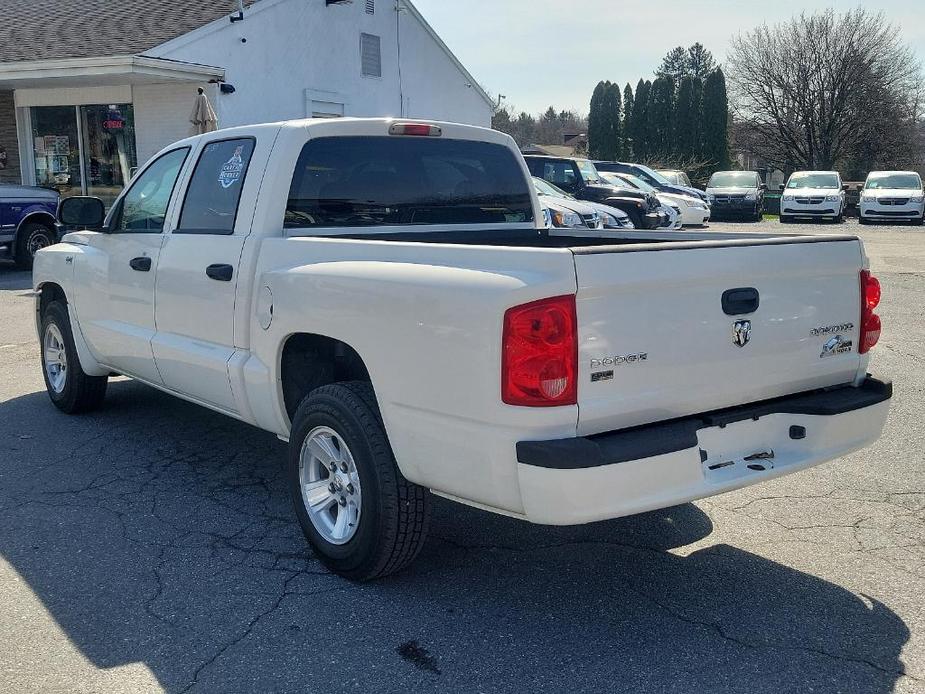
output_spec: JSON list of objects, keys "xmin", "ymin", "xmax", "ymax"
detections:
[
  {"xmin": 0, "ymin": 264, "xmax": 32, "ymax": 291},
  {"xmin": 0, "ymin": 380, "xmax": 911, "ymax": 693}
]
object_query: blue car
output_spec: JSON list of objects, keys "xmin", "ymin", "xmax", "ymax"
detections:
[
  {"xmin": 593, "ymin": 161, "xmax": 709, "ymax": 202},
  {"xmin": 0, "ymin": 184, "xmax": 59, "ymax": 270}
]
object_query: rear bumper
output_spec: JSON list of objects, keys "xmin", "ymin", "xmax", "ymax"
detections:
[{"xmin": 515, "ymin": 377, "xmax": 891, "ymax": 525}]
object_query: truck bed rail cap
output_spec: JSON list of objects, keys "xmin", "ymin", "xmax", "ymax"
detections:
[{"xmin": 571, "ymin": 234, "xmax": 859, "ymax": 254}]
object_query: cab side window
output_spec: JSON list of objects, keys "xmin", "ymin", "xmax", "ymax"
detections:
[
  {"xmin": 177, "ymin": 138, "xmax": 255, "ymax": 235},
  {"xmin": 112, "ymin": 148, "xmax": 189, "ymax": 233}
]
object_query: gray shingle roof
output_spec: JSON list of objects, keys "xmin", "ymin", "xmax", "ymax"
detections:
[{"xmin": 0, "ymin": 0, "xmax": 258, "ymax": 63}]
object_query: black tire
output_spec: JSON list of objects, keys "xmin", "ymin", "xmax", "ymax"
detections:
[
  {"xmin": 779, "ymin": 215, "xmax": 793, "ymax": 224},
  {"xmin": 288, "ymin": 381, "xmax": 430, "ymax": 581},
  {"xmin": 833, "ymin": 212, "xmax": 844, "ymax": 224},
  {"xmin": 859, "ymin": 217, "xmax": 870, "ymax": 225},
  {"xmin": 15, "ymin": 222, "xmax": 56, "ymax": 271},
  {"xmin": 40, "ymin": 301, "xmax": 108, "ymax": 413}
]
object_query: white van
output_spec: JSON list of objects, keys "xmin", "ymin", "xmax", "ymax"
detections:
[
  {"xmin": 859, "ymin": 171, "xmax": 924, "ymax": 225},
  {"xmin": 781, "ymin": 171, "xmax": 845, "ymax": 223}
]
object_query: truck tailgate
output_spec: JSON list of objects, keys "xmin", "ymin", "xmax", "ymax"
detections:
[{"xmin": 574, "ymin": 238, "xmax": 865, "ymax": 436}]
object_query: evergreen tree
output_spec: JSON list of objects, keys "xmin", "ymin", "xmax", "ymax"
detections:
[
  {"xmin": 587, "ymin": 81, "xmax": 608, "ymax": 159},
  {"xmin": 656, "ymin": 46, "xmax": 688, "ymax": 83},
  {"xmin": 691, "ymin": 76, "xmax": 704, "ymax": 157},
  {"xmin": 622, "ymin": 83, "xmax": 634, "ymax": 158},
  {"xmin": 631, "ymin": 79, "xmax": 651, "ymax": 161},
  {"xmin": 647, "ymin": 77, "xmax": 675, "ymax": 159},
  {"xmin": 701, "ymin": 68, "xmax": 731, "ymax": 168},
  {"xmin": 687, "ymin": 43, "xmax": 716, "ymax": 80},
  {"xmin": 674, "ymin": 76, "xmax": 697, "ymax": 159},
  {"xmin": 491, "ymin": 107, "xmax": 513, "ymax": 135},
  {"xmin": 537, "ymin": 106, "xmax": 560, "ymax": 144},
  {"xmin": 603, "ymin": 82, "xmax": 623, "ymax": 160}
]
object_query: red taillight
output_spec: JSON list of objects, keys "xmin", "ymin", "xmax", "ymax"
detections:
[
  {"xmin": 502, "ymin": 295, "xmax": 577, "ymax": 407},
  {"xmin": 859, "ymin": 270, "xmax": 882, "ymax": 354},
  {"xmin": 388, "ymin": 122, "xmax": 442, "ymax": 137}
]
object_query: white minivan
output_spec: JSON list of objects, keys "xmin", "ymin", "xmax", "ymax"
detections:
[
  {"xmin": 780, "ymin": 171, "xmax": 845, "ymax": 223},
  {"xmin": 859, "ymin": 171, "xmax": 925, "ymax": 225}
]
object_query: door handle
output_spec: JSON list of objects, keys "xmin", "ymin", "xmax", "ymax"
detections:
[
  {"xmin": 206, "ymin": 263, "xmax": 234, "ymax": 282},
  {"xmin": 129, "ymin": 256, "xmax": 152, "ymax": 272},
  {"xmin": 722, "ymin": 287, "xmax": 760, "ymax": 315}
]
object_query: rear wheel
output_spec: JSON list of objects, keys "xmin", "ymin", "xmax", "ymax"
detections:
[
  {"xmin": 626, "ymin": 209, "xmax": 643, "ymax": 229},
  {"xmin": 40, "ymin": 301, "xmax": 108, "ymax": 413},
  {"xmin": 288, "ymin": 382, "xmax": 431, "ymax": 581},
  {"xmin": 15, "ymin": 222, "xmax": 55, "ymax": 270}
]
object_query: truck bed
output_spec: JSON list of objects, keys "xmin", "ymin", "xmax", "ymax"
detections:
[{"xmin": 302, "ymin": 227, "xmax": 859, "ymax": 251}]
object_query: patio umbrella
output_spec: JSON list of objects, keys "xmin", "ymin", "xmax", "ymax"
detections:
[{"xmin": 189, "ymin": 88, "xmax": 218, "ymax": 135}]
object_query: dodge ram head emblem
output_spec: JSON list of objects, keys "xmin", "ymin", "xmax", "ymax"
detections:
[{"xmin": 732, "ymin": 320, "xmax": 752, "ymax": 347}]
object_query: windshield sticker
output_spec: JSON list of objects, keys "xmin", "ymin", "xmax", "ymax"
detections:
[{"xmin": 219, "ymin": 145, "xmax": 245, "ymax": 189}]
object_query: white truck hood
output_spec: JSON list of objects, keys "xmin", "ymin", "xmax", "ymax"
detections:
[
  {"xmin": 863, "ymin": 188, "xmax": 922, "ymax": 198},
  {"xmin": 784, "ymin": 188, "xmax": 840, "ymax": 197},
  {"xmin": 659, "ymin": 192, "xmax": 705, "ymax": 207}
]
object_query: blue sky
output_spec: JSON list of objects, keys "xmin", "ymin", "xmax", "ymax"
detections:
[{"xmin": 412, "ymin": 0, "xmax": 925, "ymax": 115}]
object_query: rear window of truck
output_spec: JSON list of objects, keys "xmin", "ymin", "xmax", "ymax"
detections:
[{"xmin": 284, "ymin": 136, "xmax": 534, "ymax": 228}]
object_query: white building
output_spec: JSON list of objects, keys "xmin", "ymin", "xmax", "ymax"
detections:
[{"xmin": 0, "ymin": 0, "xmax": 492, "ymax": 206}]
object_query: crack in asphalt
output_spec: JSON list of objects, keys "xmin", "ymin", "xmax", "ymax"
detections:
[
  {"xmin": 620, "ymin": 583, "xmax": 922, "ymax": 684},
  {"xmin": 179, "ymin": 575, "xmax": 344, "ymax": 694}
]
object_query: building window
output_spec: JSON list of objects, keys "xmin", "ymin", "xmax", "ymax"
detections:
[
  {"xmin": 365, "ymin": 0, "xmax": 375, "ymax": 14},
  {"xmin": 360, "ymin": 33, "xmax": 382, "ymax": 78},
  {"xmin": 29, "ymin": 103, "xmax": 137, "ymax": 208}
]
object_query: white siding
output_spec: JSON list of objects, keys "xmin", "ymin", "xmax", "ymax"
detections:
[
  {"xmin": 146, "ymin": 0, "xmax": 490, "ymax": 129},
  {"xmin": 398, "ymin": 7, "xmax": 491, "ymax": 126},
  {"xmin": 132, "ymin": 83, "xmax": 216, "ymax": 164}
]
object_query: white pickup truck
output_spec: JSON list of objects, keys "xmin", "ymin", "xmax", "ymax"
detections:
[{"xmin": 33, "ymin": 118, "xmax": 891, "ymax": 580}]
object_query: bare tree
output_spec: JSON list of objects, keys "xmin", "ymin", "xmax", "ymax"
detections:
[{"xmin": 726, "ymin": 8, "xmax": 925, "ymax": 172}]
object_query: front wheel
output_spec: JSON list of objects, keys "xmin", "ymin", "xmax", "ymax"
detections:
[
  {"xmin": 40, "ymin": 301, "xmax": 108, "ymax": 413},
  {"xmin": 288, "ymin": 382, "xmax": 431, "ymax": 581},
  {"xmin": 15, "ymin": 223, "xmax": 56, "ymax": 270}
]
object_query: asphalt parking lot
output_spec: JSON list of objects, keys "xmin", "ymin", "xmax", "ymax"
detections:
[{"xmin": 1, "ymin": 219, "xmax": 923, "ymax": 693}]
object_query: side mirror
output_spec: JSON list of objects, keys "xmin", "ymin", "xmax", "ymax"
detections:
[
  {"xmin": 58, "ymin": 196, "xmax": 105, "ymax": 229},
  {"xmin": 842, "ymin": 184, "xmax": 850, "ymax": 192}
]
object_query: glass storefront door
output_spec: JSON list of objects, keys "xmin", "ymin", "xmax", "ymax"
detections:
[
  {"xmin": 30, "ymin": 104, "xmax": 137, "ymax": 207},
  {"xmin": 80, "ymin": 104, "xmax": 137, "ymax": 208},
  {"xmin": 30, "ymin": 106, "xmax": 82, "ymax": 197}
]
